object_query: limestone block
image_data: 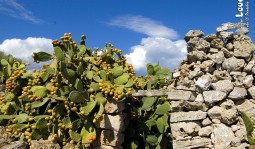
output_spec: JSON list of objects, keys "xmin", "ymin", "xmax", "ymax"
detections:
[
  {"xmin": 208, "ymin": 100, "xmax": 238, "ymax": 125},
  {"xmin": 30, "ymin": 140, "xmax": 60, "ymax": 149},
  {"xmin": 100, "ymin": 130, "xmax": 124, "ymax": 147},
  {"xmin": 211, "ymin": 79, "xmax": 233, "ymax": 93},
  {"xmin": 167, "ymin": 90, "xmax": 196, "ymax": 101},
  {"xmin": 248, "ymin": 86, "xmax": 255, "ymax": 99},
  {"xmin": 171, "ymin": 122, "xmax": 201, "ymax": 138},
  {"xmin": 211, "ymin": 124, "xmax": 235, "ymax": 149},
  {"xmin": 187, "ymin": 37, "xmax": 210, "ymax": 52},
  {"xmin": 198, "ymin": 126, "xmax": 213, "ymax": 137},
  {"xmin": 95, "ymin": 114, "xmax": 125, "ymax": 132},
  {"xmin": 211, "ymin": 38, "xmax": 224, "ymax": 49},
  {"xmin": 173, "ymin": 137, "xmax": 211, "ymax": 149},
  {"xmin": 184, "ymin": 30, "xmax": 204, "ymax": 41},
  {"xmin": 209, "ymin": 51, "xmax": 225, "ymax": 64},
  {"xmin": 222, "ymin": 57, "xmax": 245, "ymax": 72},
  {"xmin": 195, "ymin": 75, "xmax": 212, "ymax": 91},
  {"xmin": 203, "ymin": 91, "xmax": 227, "ymax": 105},
  {"xmin": 104, "ymin": 99, "xmax": 125, "ymax": 113},
  {"xmin": 170, "ymin": 111, "xmax": 207, "ymax": 122},
  {"xmin": 228, "ymin": 87, "xmax": 247, "ymax": 100},
  {"xmin": 171, "ymin": 100, "xmax": 208, "ymax": 112}
]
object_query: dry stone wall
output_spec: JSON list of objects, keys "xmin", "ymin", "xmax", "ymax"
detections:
[{"xmin": 168, "ymin": 22, "xmax": 255, "ymax": 149}]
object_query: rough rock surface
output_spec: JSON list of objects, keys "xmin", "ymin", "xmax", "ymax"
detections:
[{"xmin": 170, "ymin": 23, "xmax": 255, "ymax": 149}]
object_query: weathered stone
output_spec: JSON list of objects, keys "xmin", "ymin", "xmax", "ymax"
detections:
[
  {"xmin": 208, "ymin": 48, "xmax": 219, "ymax": 53},
  {"xmin": 252, "ymin": 66, "xmax": 255, "ymax": 75},
  {"xmin": 173, "ymin": 71, "xmax": 181, "ymax": 78},
  {"xmin": 95, "ymin": 114, "xmax": 125, "ymax": 132},
  {"xmin": 170, "ymin": 111, "xmax": 207, "ymax": 122},
  {"xmin": 219, "ymin": 31, "xmax": 234, "ymax": 39},
  {"xmin": 203, "ymin": 91, "xmax": 227, "ymax": 105},
  {"xmin": 195, "ymin": 75, "xmax": 212, "ymax": 91},
  {"xmin": 198, "ymin": 126, "xmax": 213, "ymax": 137},
  {"xmin": 216, "ymin": 22, "xmax": 245, "ymax": 32},
  {"xmin": 211, "ymin": 80, "xmax": 233, "ymax": 93},
  {"xmin": 221, "ymin": 47, "xmax": 234, "ymax": 58},
  {"xmin": 208, "ymin": 51, "xmax": 225, "ymax": 64},
  {"xmin": 220, "ymin": 100, "xmax": 239, "ymax": 124},
  {"xmin": 236, "ymin": 27, "xmax": 249, "ymax": 35},
  {"xmin": 188, "ymin": 67, "xmax": 204, "ymax": 79},
  {"xmin": 226, "ymin": 43, "xmax": 234, "ymax": 51},
  {"xmin": 248, "ymin": 86, "xmax": 255, "ymax": 99},
  {"xmin": 187, "ymin": 37, "xmax": 210, "ymax": 52},
  {"xmin": 173, "ymin": 137, "xmax": 211, "ymax": 149},
  {"xmin": 185, "ymin": 30, "xmax": 204, "ymax": 41},
  {"xmin": 243, "ymin": 75, "xmax": 254, "ymax": 88},
  {"xmin": 167, "ymin": 90, "xmax": 196, "ymax": 101},
  {"xmin": 204, "ymin": 34, "xmax": 217, "ymax": 42},
  {"xmin": 171, "ymin": 100, "xmax": 208, "ymax": 112},
  {"xmin": 210, "ymin": 38, "xmax": 224, "ymax": 49},
  {"xmin": 243, "ymin": 60, "xmax": 255, "ymax": 73},
  {"xmin": 171, "ymin": 122, "xmax": 201, "ymax": 138},
  {"xmin": 231, "ymin": 143, "xmax": 250, "ymax": 149},
  {"xmin": 100, "ymin": 130, "xmax": 124, "ymax": 147},
  {"xmin": 211, "ymin": 124, "xmax": 236, "ymax": 149},
  {"xmin": 105, "ymin": 99, "xmax": 125, "ymax": 113},
  {"xmin": 212, "ymin": 119, "xmax": 221, "ymax": 124},
  {"xmin": 234, "ymin": 40, "xmax": 254, "ymax": 60},
  {"xmin": 199, "ymin": 60, "xmax": 215, "ymax": 72},
  {"xmin": 230, "ymin": 71, "xmax": 247, "ymax": 87},
  {"xmin": 235, "ymin": 125, "xmax": 247, "ymax": 142},
  {"xmin": 222, "ymin": 57, "xmax": 245, "ymax": 71},
  {"xmin": 194, "ymin": 93, "xmax": 204, "ymax": 102},
  {"xmin": 208, "ymin": 106, "xmax": 221, "ymax": 120},
  {"xmin": 213, "ymin": 70, "xmax": 232, "ymax": 80},
  {"xmin": 208, "ymin": 100, "xmax": 238, "ymax": 125},
  {"xmin": 202, "ymin": 118, "xmax": 212, "ymax": 126},
  {"xmin": 30, "ymin": 140, "xmax": 60, "ymax": 149},
  {"xmin": 231, "ymin": 125, "xmax": 240, "ymax": 132},
  {"xmin": 236, "ymin": 100, "xmax": 255, "ymax": 120},
  {"xmin": 228, "ymin": 87, "xmax": 247, "ymax": 100},
  {"xmin": 187, "ymin": 50, "xmax": 207, "ymax": 63}
]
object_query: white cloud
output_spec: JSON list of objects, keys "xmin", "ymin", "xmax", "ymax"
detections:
[
  {"xmin": 125, "ymin": 37, "xmax": 187, "ymax": 75},
  {"xmin": 0, "ymin": 0, "xmax": 42, "ymax": 23},
  {"xmin": 0, "ymin": 37, "xmax": 53, "ymax": 69},
  {"xmin": 109, "ymin": 15, "xmax": 178, "ymax": 39},
  {"xmin": 111, "ymin": 15, "xmax": 187, "ymax": 75}
]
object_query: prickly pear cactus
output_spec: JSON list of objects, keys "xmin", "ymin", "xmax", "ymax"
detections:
[
  {"xmin": 124, "ymin": 63, "xmax": 172, "ymax": 149},
  {"xmin": 0, "ymin": 33, "xmax": 144, "ymax": 148},
  {"xmin": 0, "ymin": 54, "xmax": 26, "ymax": 83}
]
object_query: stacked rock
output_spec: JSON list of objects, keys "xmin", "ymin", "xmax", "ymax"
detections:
[{"xmin": 169, "ymin": 23, "xmax": 255, "ymax": 149}]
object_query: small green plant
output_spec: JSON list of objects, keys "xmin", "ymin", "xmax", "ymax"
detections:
[
  {"xmin": 144, "ymin": 63, "xmax": 170, "ymax": 89},
  {"xmin": 124, "ymin": 63, "xmax": 172, "ymax": 149},
  {"xmin": 0, "ymin": 54, "xmax": 25, "ymax": 83},
  {"xmin": 240, "ymin": 111, "xmax": 255, "ymax": 145},
  {"xmin": 0, "ymin": 33, "xmax": 142, "ymax": 147}
]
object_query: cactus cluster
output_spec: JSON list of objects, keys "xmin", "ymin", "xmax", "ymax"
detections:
[
  {"xmin": 0, "ymin": 33, "xmax": 144, "ymax": 148},
  {"xmin": 0, "ymin": 54, "xmax": 26, "ymax": 83},
  {"xmin": 125, "ymin": 63, "xmax": 172, "ymax": 149}
]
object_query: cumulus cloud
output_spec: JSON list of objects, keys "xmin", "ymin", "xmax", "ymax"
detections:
[
  {"xmin": 111, "ymin": 15, "xmax": 187, "ymax": 75},
  {"xmin": 109, "ymin": 15, "xmax": 178, "ymax": 39},
  {"xmin": 0, "ymin": 37, "xmax": 53, "ymax": 69},
  {"xmin": 0, "ymin": 0, "xmax": 42, "ymax": 23},
  {"xmin": 125, "ymin": 37, "xmax": 187, "ymax": 75}
]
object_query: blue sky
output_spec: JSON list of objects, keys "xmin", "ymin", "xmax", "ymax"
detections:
[{"xmin": 0, "ymin": 0, "xmax": 254, "ymax": 75}]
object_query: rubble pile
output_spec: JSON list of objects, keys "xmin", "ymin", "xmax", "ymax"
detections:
[{"xmin": 169, "ymin": 23, "xmax": 255, "ymax": 148}]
